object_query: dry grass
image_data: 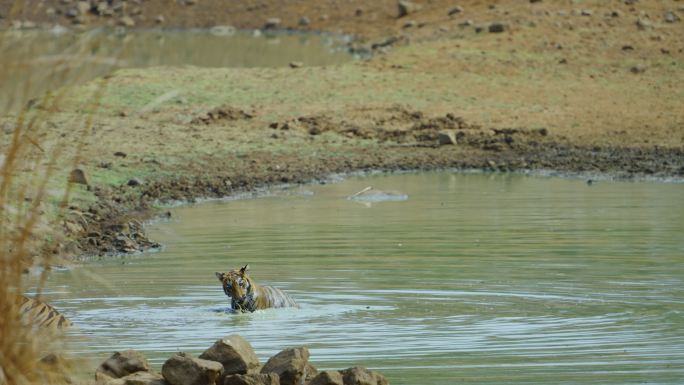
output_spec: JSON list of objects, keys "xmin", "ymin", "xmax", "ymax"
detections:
[{"xmin": 1, "ymin": 2, "xmax": 123, "ymax": 383}]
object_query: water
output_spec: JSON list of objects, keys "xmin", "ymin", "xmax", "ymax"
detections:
[
  {"xmin": 41, "ymin": 172, "xmax": 684, "ymax": 384},
  {"xmin": 0, "ymin": 28, "xmax": 350, "ymax": 110}
]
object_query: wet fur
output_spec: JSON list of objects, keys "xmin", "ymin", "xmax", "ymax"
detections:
[{"xmin": 215, "ymin": 265, "xmax": 297, "ymax": 312}]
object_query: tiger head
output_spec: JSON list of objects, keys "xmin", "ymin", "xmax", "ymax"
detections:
[{"xmin": 215, "ymin": 264, "xmax": 253, "ymax": 309}]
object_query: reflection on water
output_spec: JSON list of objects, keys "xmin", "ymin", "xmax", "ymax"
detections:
[
  {"xmin": 0, "ymin": 28, "xmax": 350, "ymax": 110},
  {"xmin": 39, "ymin": 172, "xmax": 684, "ymax": 384}
]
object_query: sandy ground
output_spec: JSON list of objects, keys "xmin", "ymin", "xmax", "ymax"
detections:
[{"xmin": 0, "ymin": 0, "xmax": 683, "ymax": 258}]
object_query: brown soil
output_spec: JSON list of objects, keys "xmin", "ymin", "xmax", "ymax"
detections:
[{"xmin": 2, "ymin": 0, "xmax": 683, "ymax": 258}]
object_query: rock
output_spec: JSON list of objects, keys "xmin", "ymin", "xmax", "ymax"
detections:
[
  {"xmin": 630, "ymin": 64, "xmax": 647, "ymax": 74},
  {"xmin": 264, "ymin": 18, "xmax": 281, "ymax": 30},
  {"xmin": 438, "ymin": 131, "xmax": 457, "ymax": 145},
  {"xmin": 488, "ymin": 22, "xmax": 506, "ymax": 33},
  {"xmin": 397, "ymin": 0, "xmax": 421, "ymax": 18},
  {"xmin": 340, "ymin": 367, "xmax": 388, "ymax": 385},
  {"xmin": 96, "ymin": 350, "xmax": 151, "ymax": 379},
  {"xmin": 119, "ymin": 16, "xmax": 135, "ymax": 27},
  {"xmin": 127, "ymin": 178, "xmax": 142, "ymax": 187},
  {"xmin": 260, "ymin": 347, "xmax": 312, "ymax": 385},
  {"xmin": 199, "ymin": 335, "xmax": 260, "ymax": 376},
  {"xmin": 69, "ymin": 168, "xmax": 89, "ymax": 185},
  {"xmin": 155, "ymin": 15, "xmax": 165, "ymax": 23},
  {"xmin": 114, "ymin": 151, "xmax": 127, "ymax": 157},
  {"xmin": 448, "ymin": 6, "xmax": 463, "ymax": 16},
  {"xmin": 580, "ymin": 9, "xmax": 592, "ymax": 16},
  {"xmin": 66, "ymin": 8, "xmax": 79, "ymax": 18},
  {"xmin": 298, "ymin": 17, "xmax": 310, "ymax": 26},
  {"xmin": 210, "ymin": 25, "xmax": 236, "ymax": 36},
  {"xmin": 309, "ymin": 371, "xmax": 343, "ymax": 385},
  {"xmin": 224, "ymin": 373, "xmax": 280, "ymax": 385},
  {"xmin": 108, "ymin": 372, "xmax": 167, "ymax": 385},
  {"xmin": 636, "ymin": 18, "xmax": 652, "ymax": 30},
  {"xmin": 664, "ymin": 11, "xmax": 680, "ymax": 23},
  {"xmin": 76, "ymin": 1, "xmax": 91, "ymax": 15},
  {"xmin": 289, "ymin": 61, "xmax": 303, "ymax": 69},
  {"xmin": 162, "ymin": 352, "xmax": 223, "ymax": 385},
  {"xmin": 185, "ymin": 0, "xmax": 197, "ymax": 5}
]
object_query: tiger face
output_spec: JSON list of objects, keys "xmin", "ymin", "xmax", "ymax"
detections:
[{"xmin": 215, "ymin": 264, "xmax": 253, "ymax": 310}]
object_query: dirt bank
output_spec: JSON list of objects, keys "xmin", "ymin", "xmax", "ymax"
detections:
[{"xmin": 1, "ymin": 0, "xmax": 682, "ymax": 259}]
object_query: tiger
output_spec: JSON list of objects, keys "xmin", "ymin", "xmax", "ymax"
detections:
[
  {"xmin": 18, "ymin": 295, "xmax": 73, "ymax": 330},
  {"xmin": 215, "ymin": 264, "xmax": 297, "ymax": 313}
]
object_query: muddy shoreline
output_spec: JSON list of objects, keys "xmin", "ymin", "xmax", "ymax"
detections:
[{"xmin": 71, "ymin": 137, "xmax": 684, "ymax": 258}]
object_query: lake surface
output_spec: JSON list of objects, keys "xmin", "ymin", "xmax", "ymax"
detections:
[
  {"xmin": 0, "ymin": 28, "xmax": 350, "ymax": 110},
  {"xmin": 41, "ymin": 172, "xmax": 684, "ymax": 384}
]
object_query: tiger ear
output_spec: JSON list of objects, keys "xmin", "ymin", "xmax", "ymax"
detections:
[
  {"xmin": 215, "ymin": 272, "xmax": 224, "ymax": 281},
  {"xmin": 240, "ymin": 264, "xmax": 249, "ymax": 275}
]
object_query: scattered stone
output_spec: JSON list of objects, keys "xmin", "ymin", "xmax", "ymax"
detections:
[
  {"xmin": 580, "ymin": 9, "xmax": 592, "ymax": 16},
  {"xmin": 630, "ymin": 64, "xmax": 647, "ymax": 74},
  {"xmin": 46, "ymin": 7, "xmax": 57, "ymax": 16},
  {"xmin": 260, "ymin": 347, "xmax": 313, "ymax": 385},
  {"xmin": 155, "ymin": 15, "xmax": 165, "ymax": 24},
  {"xmin": 611, "ymin": 10, "xmax": 621, "ymax": 18},
  {"xmin": 530, "ymin": 0, "xmax": 542, "ymax": 3},
  {"xmin": 397, "ymin": 0, "xmax": 422, "ymax": 18},
  {"xmin": 664, "ymin": 11, "xmax": 680, "ymax": 23},
  {"xmin": 96, "ymin": 350, "xmax": 150, "ymax": 379},
  {"xmin": 69, "ymin": 168, "xmax": 89, "ymax": 185},
  {"xmin": 402, "ymin": 20, "xmax": 417, "ymax": 28},
  {"xmin": 119, "ymin": 16, "xmax": 135, "ymax": 27},
  {"xmin": 263, "ymin": 18, "xmax": 281, "ymax": 30},
  {"xmin": 298, "ymin": 16, "xmax": 310, "ymax": 26},
  {"xmin": 127, "ymin": 178, "xmax": 142, "ymax": 187},
  {"xmin": 309, "ymin": 371, "xmax": 343, "ymax": 385},
  {"xmin": 488, "ymin": 22, "xmax": 506, "ymax": 33},
  {"xmin": 76, "ymin": 1, "xmax": 91, "ymax": 15},
  {"xmin": 114, "ymin": 151, "xmax": 127, "ymax": 158},
  {"xmin": 636, "ymin": 18, "xmax": 652, "ymax": 30},
  {"xmin": 224, "ymin": 373, "xmax": 280, "ymax": 385},
  {"xmin": 448, "ymin": 6, "xmax": 463, "ymax": 16},
  {"xmin": 621, "ymin": 45, "xmax": 634, "ymax": 51},
  {"xmin": 437, "ymin": 131, "xmax": 457, "ymax": 145},
  {"xmin": 185, "ymin": 0, "xmax": 197, "ymax": 5},
  {"xmin": 210, "ymin": 25, "xmax": 236, "ymax": 36},
  {"xmin": 289, "ymin": 61, "xmax": 303, "ymax": 68},
  {"xmin": 161, "ymin": 352, "xmax": 223, "ymax": 385},
  {"xmin": 199, "ymin": 335, "xmax": 260, "ymax": 376},
  {"xmin": 66, "ymin": 8, "xmax": 79, "ymax": 18},
  {"xmin": 340, "ymin": 367, "xmax": 388, "ymax": 385}
]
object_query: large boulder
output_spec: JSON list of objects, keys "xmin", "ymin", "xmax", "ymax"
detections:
[
  {"xmin": 161, "ymin": 352, "xmax": 224, "ymax": 385},
  {"xmin": 199, "ymin": 335, "xmax": 261, "ymax": 375},
  {"xmin": 224, "ymin": 373, "xmax": 280, "ymax": 385},
  {"xmin": 260, "ymin": 347, "xmax": 314, "ymax": 385},
  {"xmin": 340, "ymin": 367, "xmax": 388, "ymax": 385},
  {"xmin": 309, "ymin": 371, "xmax": 344, "ymax": 385},
  {"xmin": 97, "ymin": 350, "xmax": 151, "ymax": 379}
]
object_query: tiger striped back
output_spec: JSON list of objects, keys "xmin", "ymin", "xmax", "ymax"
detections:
[{"xmin": 19, "ymin": 295, "xmax": 73, "ymax": 330}]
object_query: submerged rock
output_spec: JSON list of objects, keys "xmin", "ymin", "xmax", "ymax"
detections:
[{"xmin": 340, "ymin": 367, "xmax": 388, "ymax": 385}]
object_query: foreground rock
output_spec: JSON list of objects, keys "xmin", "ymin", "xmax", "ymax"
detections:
[
  {"xmin": 199, "ymin": 335, "xmax": 261, "ymax": 376},
  {"xmin": 309, "ymin": 371, "xmax": 344, "ymax": 385},
  {"xmin": 224, "ymin": 373, "xmax": 280, "ymax": 385},
  {"xmin": 97, "ymin": 350, "xmax": 151, "ymax": 379},
  {"xmin": 162, "ymin": 352, "xmax": 224, "ymax": 385},
  {"xmin": 105, "ymin": 371, "xmax": 167, "ymax": 385},
  {"xmin": 260, "ymin": 347, "xmax": 315, "ymax": 385}
]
